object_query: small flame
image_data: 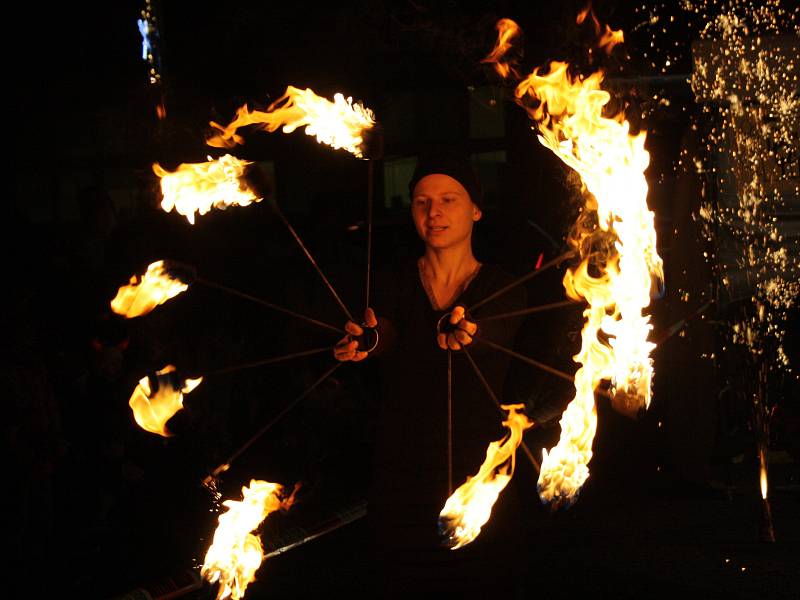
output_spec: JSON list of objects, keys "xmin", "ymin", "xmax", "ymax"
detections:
[
  {"xmin": 202, "ymin": 480, "xmax": 295, "ymax": 600},
  {"xmin": 128, "ymin": 365, "xmax": 202, "ymax": 437},
  {"xmin": 154, "ymin": 154, "xmax": 258, "ymax": 224},
  {"xmin": 438, "ymin": 404, "xmax": 533, "ymax": 549},
  {"xmin": 486, "ymin": 12, "xmax": 662, "ymax": 505},
  {"xmin": 576, "ymin": 3, "xmax": 625, "ymax": 56},
  {"xmin": 759, "ymin": 448, "xmax": 768, "ymax": 500},
  {"xmin": 481, "ymin": 18, "xmax": 522, "ymax": 78},
  {"xmin": 111, "ymin": 260, "xmax": 189, "ymax": 318},
  {"xmin": 207, "ymin": 86, "xmax": 375, "ymax": 158}
]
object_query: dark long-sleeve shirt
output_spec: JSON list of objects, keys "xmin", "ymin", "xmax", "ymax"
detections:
[{"xmin": 366, "ymin": 260, "xmax": 528, "ymax": 593}]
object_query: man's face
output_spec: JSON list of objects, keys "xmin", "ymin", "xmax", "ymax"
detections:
[{"xmin": 411, "ymin": 174, "xmax": 482, "ymax": 250}]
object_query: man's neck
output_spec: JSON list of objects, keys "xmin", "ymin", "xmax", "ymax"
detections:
[{"xmin": 422, "ymin": 243, "xmax": 479, "ymax": 286}]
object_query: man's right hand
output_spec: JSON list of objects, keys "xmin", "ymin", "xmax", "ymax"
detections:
[{"xmin": 333, "ymin": 308, "xmax": 378, "ymax": 362}]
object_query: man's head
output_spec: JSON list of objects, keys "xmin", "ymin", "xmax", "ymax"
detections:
[{"xmin": 408, "ymin": 153, "xmax": 483, "ymax": 250}]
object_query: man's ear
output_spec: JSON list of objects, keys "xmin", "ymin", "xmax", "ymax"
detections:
[{"xmin": 473, "ymin": 204, "xmax": 482, "ymax": 221}]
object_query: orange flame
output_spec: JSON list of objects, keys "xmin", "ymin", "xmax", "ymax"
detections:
[
  {"xmin": 154, "ymin": 154, "xmax": 259, "ymax": 224},
  {"xmin": 439, "ymin": 404, "xmax": 533, "ymax": 549},
  {"xmin": 576, "ymin": 3, "xmax": 624, "ymax": 56},
  {"xmin": 128, "ymin": 365, "xmax": 202, "ymax": 437},
  {"xmin": 481, "ymin": 18, "xmax": 523, "ymax": 79},
  {"xmin": 202, "ymin": 480, "xmax": 295, "ymax": 600},
  {"xmin": 207, "ymin": 86, "xmax": 375, "ymax": 158},
  {"xmin": 111, "ymin": 260, "xmax": 189, "ymax": 318},
  {"xmin": 495, "ymin": 17, "xmax": 662, "ymax": 505},
  {"xmin": 759, "ymin": 448, "xmax": 768, "ymax": 500}
]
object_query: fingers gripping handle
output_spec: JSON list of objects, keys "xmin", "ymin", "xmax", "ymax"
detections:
[{"xmin": 353, "ymin": 325, "xmax": 379, "ymax": 354}]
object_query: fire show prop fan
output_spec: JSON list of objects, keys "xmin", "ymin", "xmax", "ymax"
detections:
[
  {"xmin": 439, "ymin": 404, "xmax": 533, "ymax": 550},
  {"xmin": 128, "ymin": 365, "xmax": 202, "ymax": 437},
  {"xmin": 202, "ymin": 480, "xmax": 297, "ymax": 600},
  {"xmin": 110, "ymin": 260, "xmax": 195, "ymax": 318},
  {"xmin": 208, "ymin": 85, "xmax": 377, "ymax": 159},
  {"xmin": 484, "ymin": 9, "xmax": 664, "ymax": 508},
  {"xmin": 154, "ymin": 155, "xmax": 261, "ymax": 224}
]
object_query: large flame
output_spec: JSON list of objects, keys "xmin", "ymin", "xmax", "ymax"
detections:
[
  {"xmin": 202, "ymin": 480, "xmax": 295, "ymax": 600},
  {"xmin": 438, "ymin": 404, "xmax": 533, "ymax": 549},
  {"xmin": 111, "ymin": 260, "xmax": 190, "ymax": 318},
  {"xmin": 128, "ymin": 365, "xmax": 202, "ymax": 437},
  {"xmin": 207, "ymin": 86, "xmax": 375, "ymax": 158},
  {"xmin": 487, "ymin": 15, "xmax": 663, "ymax": 506},
  {"xmin": 154, "ymin": 154, "xmax": 259, "ymax": 224}
]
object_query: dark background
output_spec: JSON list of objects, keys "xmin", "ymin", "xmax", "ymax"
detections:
[{"xmin": 9, "ymin": 1, "xmax": 799, "ymax": 598}]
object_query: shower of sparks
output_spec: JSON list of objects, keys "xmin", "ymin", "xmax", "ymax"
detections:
[{"xmin": 688, "ymin": 0, "xmax": 799, "ymax": 372}]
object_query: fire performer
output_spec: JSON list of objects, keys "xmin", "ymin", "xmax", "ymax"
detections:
[{"xmin": 334, "ymin": 152, "xmax": 529, "ymax": 594}]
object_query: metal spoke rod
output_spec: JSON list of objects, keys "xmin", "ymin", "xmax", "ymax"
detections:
[
  {"xmin": 204, "ymin": 347, "xmax": 332, "ymax": 378},
  {"xmin": 653, "ymin": 300, "xmax": 713, "ymax": 348},
  {"xmin": 365, "ymin": 160, "xmax": 374, "ymax": 313},
  {"xmin": 205, "ymin": 362, "xmax": 343, "ymax": 483},
  {"xmin": 447, "ymin": 350, "xmax": 453, "ymax": 495},
  {"xmin": 472, "ymin": 334, "xmax": 613, "ymax": 401},
  {"xmin": 467, "ymin": 250, "xmax": 576, "ymax": 314},
  {"xmin": 264, "ymin": 500, "xmax": 368, "ymax": 559},
  {"xmin": 196, "ymin": 278, "xmax": 345, "ymax": 335},
  {"xmin": 270, "ymin": 200, "xmax": 356, "ymax": 324},
  {"xmin": 461, "ymin": 347, "xmax": 541, "ymax": 473},
  {"xmin": 477, "ymin": 299, "xmax": 579, "ymax": 323}
]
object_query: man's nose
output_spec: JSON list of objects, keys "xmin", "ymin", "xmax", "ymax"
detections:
[{"xmin": 428, "ymin": 199, "xmax": 442, "ymax": 217}]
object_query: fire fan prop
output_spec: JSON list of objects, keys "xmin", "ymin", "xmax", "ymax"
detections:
[{"xmin": 485, "ymin": 10, "xmax": 664, "ymax": 507}]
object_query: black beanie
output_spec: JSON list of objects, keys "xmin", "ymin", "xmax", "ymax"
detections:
[{"xmin": 408, "ymin": 152, "xmax": 483, "ymax": 209}]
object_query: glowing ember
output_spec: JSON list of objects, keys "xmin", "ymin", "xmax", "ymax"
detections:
[
  {"xmin": 486, "ymin": 12, "xmax": 663, "ymax": 506},
  {"xmin": 128, "ymin": 365, "xmax": 202, "ymax": 437},
  {"xmin": 207, "ymin": 86, "xmax": 376, "ymax": 158},
  {"xmin": 439, "ymin": 404, "xmax": 533, "ymax": 549},
  {"xmin": 202, "ymin": 480, "xmax": 295, "ymax": 600},
  {"xmin": 759, "ymin": 448, "xmax": 768, "ymax": 500},
  {"xmin": 111, "ymin": 260, "xmax": 189, "ymax": 318},
  {"xmin": 154, "ymin": 154, "xmax": 259, "ymax": 225}
]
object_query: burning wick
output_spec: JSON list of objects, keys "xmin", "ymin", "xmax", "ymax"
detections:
[
  {"xmin": 202, "ymin": 480, "xmax": 296, "ymax": 600},
  {"xmin": 154, "ymin": 154, "xmax": 260, "ymax": 224},
  {"xmin": 438, "ymin": 404, "xmax": 533, "ymax": 549},
  {"xmin": 128, "ymin": 365, "xmax": 202, "ymax": 437},
  {"xmin": 207, "ymin": 86, "xmax": 376, "ymax": 158},
  {"xmin": 111, "ymin": 260, "xmax": 192, "ymax": 318}
]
